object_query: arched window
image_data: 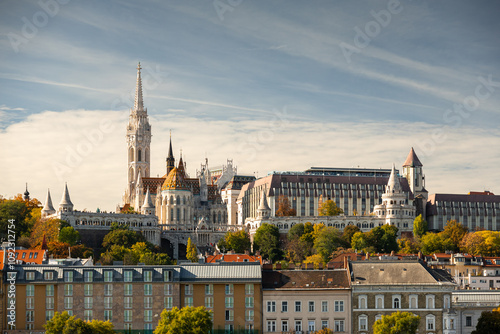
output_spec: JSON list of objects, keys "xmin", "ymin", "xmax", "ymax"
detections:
[
  {"xmin": 426, "ymin": 295, "xmax": 435, "ymax": 309},
  {"xmin": 138, "ymin": 149, "xmax": 142, "ymax": 162},
  {"xmin": 176, "ymin": 196, "xmax": 180, "ymax": 205},
  {"xmin": 129, "ymin": 147, "xmax": 134, "ymax": 162},
  {"xmin": 392, "ymin": 295, "xmax": 401, "ymax": 309},
  {"xmin": 376, "ymin": 295, "xmax": 384, "ymax": 309},
  {"xmin": 358, "ymin": 295, "xmax": 367, "ymax": 309}
]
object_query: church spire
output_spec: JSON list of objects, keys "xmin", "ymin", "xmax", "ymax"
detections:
[
  {"xmin": 41, "ymin": 189, "xmax": 56, "ymax": 217},
  {"xmin": 386, "ymin": 164, "xmax": 402, "ymax": 194},
  {"xmin": 166, "ymin": 131, "xmax": 175, "ymax": 175},
  {"xmin": 133, "ymin": 62, "xmax": 144, "ymax": 112},
  {"xmin": 23, "ymin": 183, "xmax": 30, "ymax": 201},
  {"xmin": 59, "ymin": 183, "xmax": 74, "ymax": 213}
]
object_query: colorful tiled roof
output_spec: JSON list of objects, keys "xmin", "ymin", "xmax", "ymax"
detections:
[
  {"xmin": 161, "ymin": 168, "xmax": 188, "ymax": 191},
  {"xmin": 0, "ymin": 249, "xmax": 46, "ymax": 270}
]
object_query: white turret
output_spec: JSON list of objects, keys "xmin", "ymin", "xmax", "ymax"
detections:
[
  {"xmin": 256, "ymin": 189, "xmax": 271, "ymax": 219},
  {"xmin": 135, "ymin": 172, "xmax": 143, "ymax": 212},
  {"xmin": 58, "ymin": 183, "xmax": 73, "ymax": 213},
  {"xmin": 141, "ymin": 187, "xmax": 155, "ymax": 215},
  {"xmin": 41, "ymin": 189, "xmax": 56, "ymax": 217}
]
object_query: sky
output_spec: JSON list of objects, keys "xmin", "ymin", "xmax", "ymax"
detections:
[{"xmin": 1, "ymin": 0, "xmax": 499, "ymax": 211}]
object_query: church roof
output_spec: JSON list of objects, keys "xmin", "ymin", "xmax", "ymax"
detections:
[
  {"xmin": 161, "ymin": 167, "xmax": 188, "ymax": 191},
  {"xmin": 403, "ymin": 147, "xmax": 423, "ymax": 167}
]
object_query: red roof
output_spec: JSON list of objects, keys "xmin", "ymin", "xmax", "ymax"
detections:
[
  {"xmin": 205, "ymin": 254, "xmax": 262, "ymax": 264},
  {"xmin": 403, "ymin": 147, "xmax": 423, "ymax": 167},
  {"xmin": 0, "ymin": 249, "xmax": 46, "ymax": 269}
]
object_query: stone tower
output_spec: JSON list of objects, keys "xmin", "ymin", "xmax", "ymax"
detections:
[
  {"xmin": 125, "ymin": 62, "xmax": 151, "ymax": 204},
  {"xmin": 402, "ymin": 147, "xmax": 428, "ymax": 217}
]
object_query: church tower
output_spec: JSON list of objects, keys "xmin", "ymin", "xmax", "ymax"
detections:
[
  {"xmin": 402, "ymin": 147, "xmax": 428, "ymax": 217},
  {"xmin": 166, "ymin": 134, "xmax": 175, "ymax": 175},
  {"xmin": 125, "ymin": 62, "xmax": 151, "ymax": 204}
]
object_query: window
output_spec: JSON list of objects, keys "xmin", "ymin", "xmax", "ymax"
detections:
[
  {"xmin": 376, "ymin": 295, "xmax": 384, "ymax": 309},
  {"xmin": 245, "ymin": 309, "xmax": 254, "ymax": 322},
  {"xmin": 426, "ymin": 295, "xmax": 435, "ymax": 309},
  {"xmin": 164, "ymin": 297, "xmax": 173, "ymax": 309},
  {"xmin": 84, "ymin": 284, "xmax": 93, "ymax": 296},
  {"xmin": 144, "ymin": 296, "xmax": 153, "ymax": 308},
  {"xmin": 321, "ymin": 320, "xmax": 329, "ymax": 329},
  {"xmin": 309, "ymin": 301, "xmax": 315, "ymax": 312},
  {"xmin": 64, "ymin": 271, "xmax": 73, "ymax": 282},
  {"xmin": 393, "ymin": 296, "xmax": 400, "ymax": 309},
  {"xmin": 375, "ymin": 314, "xmax": 382, "ymax": 322},
  {"xmin": 245, "ymin": 284, "xmax": 254, "ymax": 294},
  {"xmin": 358, "ymin": 295, "xmax": 367, "ymax": 309},
  {"xmin": 282, "ymin": 301, "xmax": 288, "ymax": 312},
  {"xmin": 185, "ymin": 284, "xmax": 193, "ymax": 295},
  {"xmin": 22, "ymin": 271, "xmax": 35, "ymax": 281},
  {"xmin": 84, "ymin": 271, "xmax": 93, "ymax": 282},
  {"xmin": 225, "ymin": 284, "xmax": 234, "ymax": 295},
  {"xmin": 144, "ymin": 270, "xmax": 152, "ymax": 282},
  {"xmin": 124, "ymin": 297, "xmax": 133, "ymax": 309},
  {"xmin": 281, "ymin": 320, "xmax": 288, "ymax": 332},
  {"xmin": 245, "ymin": 297, "xmax": 254, "ymax": 308},
  {"xmin": 124, "ymin": 310, "xmax": 132, "ymax": 322},
  {"xmin": 46, "ymin": 310, "xmax": 54, "ymax": 321},
  {"xmin": 444, "ymin": 294, "xmax": 451, "ymax": 309},
  {"xmin": 124, "ymin": 270, "xmax": 133, "ymax": 282},
  {"xmin": 225, "ymin": 297, "xmax": 234, "ymax": 308},
  {"xmin": 359, "ymin": 315, "xmax": 368, "ymax": 330},
  {"xmin": 308, "ymin": 320, "xmax": 315, "ymax": 332},
  {"xmin": 295, "ymin": 300, "xmax": 302, "ymax": 312},
  {"xmin": 205, "ymin": 296, "xmax": 213, "ymax": 308},
  {"xmin": 144, "ymin": 284, "xmax": 152, "ymax": 295},
  {"xmin": 295, "ymin": 320, "xmax": 302, "ymax": 332},
  {"xmin": 335, "ymin": 320, "xmax": 344, "ymax": 332},
  {"xmin": 46, "ymin": 297, "xmax": 54, "ymax": 309},
  {"xmin": 84, "ymin": 297, "xmax": 93, "ymax": 309},
  {"xmin": 26, "ymin": 297, "xmax": 34, "ymax": 309},
  {"xmin": 84, "ymin": 310, "xmax": 92, "ymax": 321},
  {"xmin": 26, "ymin": 310, "xmax": 34, "ymax": 322},
  {"xmin": 124, "ymin": 284, "xmax": 132, "ymax": 296},
  {"xmin": 46, "ymin": 285, "xmax": 54, "ymax": 297},
  {"xmin": 205, "ymin": 284, "xmax": 213, "ymax": 295},
  {"xmin": 164, "ymin": 270, "xmax": 172, "ymax": 282},
  {"xmin": 426, "ymin": 315, "xmax": 435, "ymax": 330},
  {"xmin": 165, "ymin": 284, "xmax": 173, "ymax": 295},
  {"xmin": 267, "ymin": 301, "xmax": 276, "ymax": 312},
  {"xmin": 104, "ymin": 284, "xmax": 113, "ymax": 296},
  {"xmin": 64, "ymin": 284, "xmax": 73, "ymax": 296},
  {"xmin": 321, "ymin": 300, "xmax": 328, "ymax": 312},
  {"xmin": 185, "ymin": 297, "xmax": 193, "ymax": 307},
  {"xmin": 335, "ymin": 300, "xmax": 344, "ymax": 312},
  {"xmin": 104, "ymin": 310, "xmax": 112, "ymax": 322},
  {"xmin": 409, "ymin": 295, "xmax": 418, "ymax": 309},
  {"xmin": 44, "ymin": 272, "xmax": 53, "ymax": 280},
  {"xmin": 26, "ymin": 284, "xmax": 34, "ymax": 296},
  {"xmin": 64, "ymin": 297, "xmax": 73, "ymax": 309},
  {"xmin": 144, "ymin": 310, "xmax": 153, "ymax": 322},
  {"xmin": 466, "ymin": 316, "xmax": 472, "ymax": 327},
  {"xmin": 267, "ymin": 320, "xmax": 276, "ymax": 332},
  {"xmin": 225, "ymin": 309, "xmax": 234, "ymax": 321},
  {"xmin": 104, "ymin": 270, "xmax": 113, "ymax": 282},
  {"xmin": 104, "ymin": 297, "xmax": 112, "ymax": 309}
]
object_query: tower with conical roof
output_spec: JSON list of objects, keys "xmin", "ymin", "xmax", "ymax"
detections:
[
  {"xmin": 58, "ymin": 183, "xmax": 73, "ymax": 213},
  {"xmin": 256, "ymin": 189, "xmax": 271, "ymax": 219},
  {"xmin": 402, "ymin": 147, "xmax": 428, "ymax": 216},
  {"xmin": 141, "ymin": 187, "xmax": 155, "ymax": 215},
  {"xmin": 166, "ymin": 132, "xmax": 175, "ymax": 175},
  {"xmin": 23, "ymin": 183, "xmax": 30, "ymax": 201},
  {"xmin": 41, "ymin": 189, "xmax": 56, "ymax": 217},
  {"xmin": 125, "ymin": 62, "xmax": 151, "ymax": 205}
]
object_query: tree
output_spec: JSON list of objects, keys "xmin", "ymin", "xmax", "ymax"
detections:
[
  {"xmin": 48, "ymin": 241, "xmax": 71, "ymax": 258},
  {"xmin": 102, "ymin": 225, "xmax": 146, "ymax": 250},
  {"xmin": 58, "ymin": 226, "xmax": 80, "ymax": 246},
  {"xmin": 154, "ymin": 306, "xmax": 212, "ymax": 334},
  {"xmin": 461, "ymin": 231, "xmax": 500, "ymax": 256},
  {"xmin": 472, "ymin": 306, "xmax": 500, "ymax": 334},
  {"xmin": 342, "ymin": 225, "xmax": 360, "ymax": 245},
  {"xmin": 413, "ymin": 214, "xmax": 428, "ymax": 238},
  {"xmin": 318, "ymin": 199, "xmax": 343, "ymax": 216},
  {"xmin": 442, "ymin": 220, "xmax": 468, "ymax": 252},
  {"xmin": 420, "ymin": 232, "xmax": 453, "ymax": 255},
  {"xmin": 313, "ymin": 328, "xmax": 334, "ymax": 334},
  {"xmin": 254, "ymin": 223, "xmax": 282, "ymax": 261},
  {"xmin": 314, "ymin": 226, "xmax": 343, "ymax": 262},
  {"xmin": 45, "ymin": 311, "xmax": 114, "ymax": 334},
  {"xmin": 222, "ymin": 230, "xmax": 251, "ymax": 253},
  {"xmin": 304, "ymin": 254, "xmax": 325, "ymax": 268},
  {"xmin": 373, "ymin": 311, "xmax": 420, "ymax": 334},
  {"xmin": 0, "ymin": 199, "xmax": 36, "ymax": 241},
  {"xmin": 275, "ymin": 195, "xmax": 296, "ymax": 216},
  {"xmin": 351, "ymin": 232, "xmax": 368, "ymax": 252},
  {"xmin": 30, "ymin": 217, "xmax": 61, "ymax": 248},
  {"xmin": 398, "ymin": 237, "xmax": 420, "ymax": 254},
  {"xmin": 186, "ymin": 238, "xmax": 198, "ymax": 262},
  {"xmin": 286, "ymin": 222, "xmax": 315, "ymax": 262}
]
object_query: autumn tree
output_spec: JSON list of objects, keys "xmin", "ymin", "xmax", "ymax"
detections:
[
  {"xmin": 461, "ymin": 231, "xmax": 500, "ymax": 256},
  {"xmin": 154, "ymin": 306, "xmax": 212, "ymax": 334},
  {"xmin": 218, "ymin": 230, "xmax": 251, "ymax": 253},
  {"xmin": 44, "ymin": 311, "xmax": 114, "ymax": 334},
  {"xmin": 318, "ymin": 199, "xmax": 343, "ymax": 216},
  {"xmin": 413, "ymin": 214, "xmax": 428, "ymax": 238},
  {"xmin": 0, "ymin": 197, "xmax": 40, "ymax": 241},
  {"xmin": 275, "ymin": 195, "xmax": 296, "ymax": 216},
  {"xmin": 342, "ymin": 224, "xmax": 360, "ymax": 245},
  {"xmin": 373, "ymin": 311, "xmax": 420, "ymax": 334},
  {"xmin": 472, "ymin": 306, "xmax": 500, "ymax": 334},
  {"xmin": 254, "ymin": 223, "xmax": 282, "ymax": 261},
  {"xmin": 186, "ymin": 237, "xmax": 198, "ymax": 262},
  {"xmin": 420, "ymin": 232, "xmax": 452, "ymax": 255},
  {"xmin": 313, "ymin": 329, "xmax": 334, "ymax": 334},
  {"xmin": 442, "ymin": 220, "xmax": 468, "ymax": 252},
  {"xmin": 398, "ymin": 237, "xmax": 420, "ymax": 254},
  {"xmin": 29, "ymin": 217, "xmax": 61, "ymax": 248}
]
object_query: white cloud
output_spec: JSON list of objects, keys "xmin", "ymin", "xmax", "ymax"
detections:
[{"xmin": 1, "ymin": 109, "xmax": 500, "ymax": 211}]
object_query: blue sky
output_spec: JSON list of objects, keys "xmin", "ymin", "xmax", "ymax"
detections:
[{"xmin": 1, "ymin": 0, "xmax": 499, "ymax": 211}]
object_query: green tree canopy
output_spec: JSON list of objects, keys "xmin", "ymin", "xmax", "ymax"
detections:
[
  {"xmin": 314, "ymin": 226, "xmax": 344, "ymax": 262},
  {"xmin": 342, "ymin": 224, "xmax": 360, "ymax": 245},
  {"xmin": 413, "ymin": 214, "xmax": 428, "ymax": 239},
  {"xmin": 471, "ymin": 306, "xmax": 500, "ymax": 334},
  {"xmin": 58, "ymin": 226, "xmax": 80, "ymax": 246},
  {"xmin": 154, "ymin": 306, "xmax": 212, "ymax": 334},
  {"xmin": 318, "ymin": 199, "xmax": 343, "ymax": 216},
  {"xmin": 186, "ymin": 237, "xmax": 198, "ymax": 262},
  {"xmin": 351, "ymin": 225, "xmax": 399, "ymax": 253},
  {"xmin": 44, "ymin": 311, "xmax": 114, "ymax": 334},
  {"xmin": 102, "ymin": 225, "xmax": 146, "ymax": 250},
  {"xmin": 442, "ymin": 220, "xmax": 468, "ymax": 252},
  {"xmin": 220, "ymin": 230, "xmax": 251, "ymax": 253},
  {"xmin": 254, "ymin": 223, "xmax": 282, "ymax": 261},
  {"xmin": 373, "ymin": 311, "xmax": 420, "ymax": 334},
  {"xmin": 0, "ymin": 198, "xmax": 38, "ymax": 241}
]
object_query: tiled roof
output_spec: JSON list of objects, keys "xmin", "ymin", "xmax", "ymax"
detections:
[
  {"xmin": 262, "ymin": 269, "xmax": 350, "ymax": 289},
  {"xmin": 403, "ymin": 147, "xmax": 423, "ymax": 167},
  {"xmin": 162, "ymin": 168, "xmax": 188, "ymax": 191},
  {"xmin": 0, "ymin": 249, "xmax": 46, "ymax": 269},
  {"xmin": 205, "ymin": 254, "xmax": 262, "ymax": 264}
]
